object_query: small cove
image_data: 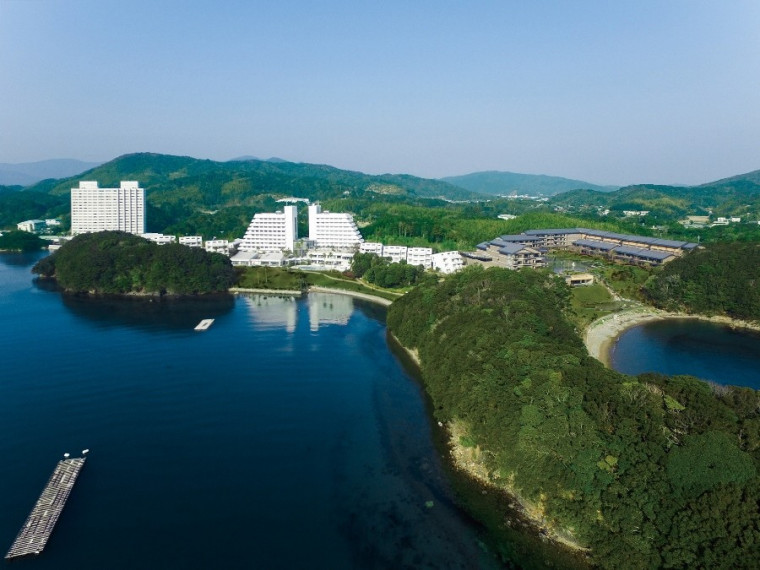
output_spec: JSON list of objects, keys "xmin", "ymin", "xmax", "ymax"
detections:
[{"xmin": 610, "ymin": 318, "xmax": 760, "ymax": 389}]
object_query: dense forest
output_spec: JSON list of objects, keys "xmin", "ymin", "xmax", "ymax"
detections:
[
  {"xmin": 0, "ymin": 230, "xmax": 47, "ymax": 252},
  {"xmin": 32, "ymin": 231, "xmax": 235, "ymax": 295},
  {"xmin": 644, "ymin": 242, "xmax": 760, "ymax": 321},
  {"xmin": 387, "ymin": 267, "xmax": 760, "ymax": 568},
  {"xmin": 349, "ymin": 252, "xmax": 433, "ymax": 288}
]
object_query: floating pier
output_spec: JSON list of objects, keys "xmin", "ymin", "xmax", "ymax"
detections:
[
  {"xmin": 194, "ymin": 318, "xmax": 214, "ymax": 331},
  {"xmin": 5, "ymin": 452, "xmax": 88, "ymax": 560}
]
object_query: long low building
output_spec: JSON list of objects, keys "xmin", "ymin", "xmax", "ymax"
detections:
[{"xmin": 476, "ymin": 228, "xmax": 698, "ymax": 267}]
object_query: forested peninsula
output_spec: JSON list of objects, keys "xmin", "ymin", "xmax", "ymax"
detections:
[
  {"xmin": 645, "ymin": 242, "xmax": 760, "ymax": 321},
  {"xmin": 32, "ymin": 231, "xmax": 235, "ymax": 295},
  {"xmin": 387, "ymin": 266, "xmax": 760, "ymax": 568}
]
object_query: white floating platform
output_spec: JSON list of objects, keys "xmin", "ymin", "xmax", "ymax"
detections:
[{"xmin": 194, "ymin": 318, "xmax": 214, "ymax": 331}]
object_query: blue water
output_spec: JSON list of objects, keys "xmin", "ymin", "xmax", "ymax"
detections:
[
  {"xmin": 610, "ymin": 318, "xmax": 760, "ymax": 389},
  {"xmin": 0, "ymin": 252, "xmax": 502, "ymax": 569}
]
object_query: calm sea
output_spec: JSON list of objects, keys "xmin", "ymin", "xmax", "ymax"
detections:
[
  {"xmin": 610, "ymin": 318, "xmax": 760, "ymax": 389},
  {"xmin": 0, "ymin": 252, "xmax": 503, "ymax": 569}
]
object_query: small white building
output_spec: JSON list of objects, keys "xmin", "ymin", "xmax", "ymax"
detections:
[
  {"xmin": 17, "ymin": 219, "xmax": 46, "ymax": 232},
  {"xmin": 359, "ymin": 242, "xmax": 384, "ymax": 256},
  {"xmin": 432, "ymin": 251, "xmax": 464, "ymax": 274},
  {"xmin": 406, "ymin": 247, "xmax": 433, "ymax": 268},
  {"xmin": 302, "ymin": 249, "xmax": 355, "ymax": 271},
  {"xmin": 179, "ymin": 235, "xmax": 203, "ymax": 248},
  {"xmin": 141, "ymin": 233, "xmax": 176, "ymax": 245},
  {"xmin": 205, "ymin": 239, "xmax": 231, "ymax": 256},
  {"xmin": 383, "ymin": 245, "xmax": 408, "ymax": 263}
]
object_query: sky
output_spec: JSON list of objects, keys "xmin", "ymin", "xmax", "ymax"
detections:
[{"xmin": 1, "ymin": 1, "xmax": 759, "ymax": 186}]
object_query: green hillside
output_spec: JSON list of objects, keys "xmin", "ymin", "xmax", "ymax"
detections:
[
  {"xmin": 11, "ymin": 153, "xmax": 483, "ymax": 238},
  {"xmin": 551, "ymin": 170, "xmax": 760, "ymax": 221},
  {"xmin": 442, "ymin": 170, "xmax": 618, "ymax": 196}
]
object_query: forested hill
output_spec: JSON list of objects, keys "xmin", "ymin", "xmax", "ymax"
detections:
[
  {"xmin": 388, "ymin": 267, "xmax": 760, "ymax": 568},
  {"xmin": 550, "ymin": 169, "xmax": 760, "ymax": 218},
  {"xmin": 644, "ymin": 242, "xmax": 760, "ymax": 320},
  {"xmin": 29, "ymin": 153, "xmax": 482, "ymax": 203},
  {"xmin": 32, "ymin": 231, "xmax": 236, "ymax": 295},
  {"xmin": 441, "ymin": 170, "xmax": 617, "ymax": 196}
]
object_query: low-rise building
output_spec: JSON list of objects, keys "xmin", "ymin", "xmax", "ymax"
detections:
[
  {"xmin": 406, "ymin": 247, "xmax": 433, "ymax": 268},
  {"xmin": 179, "ymin": 236, "xmax": 203, "ymax": 248},
  {"xmin": 383, "ymin": 245, "xmax": 408, "ymax": 263},
  {"xmin": 17, "ymin": 220, "xmax": 46, "ymax": 233},
  {"xmin": 432, "ymin": 251, "xmax": 464, "ymax": 274},
  {"xmin": 141, "ymin": 233, "xmax": 176, "ymax": 245},
  {"xmin": 205, "ymin": 239, "xmax": 231, "ymax": 256}
]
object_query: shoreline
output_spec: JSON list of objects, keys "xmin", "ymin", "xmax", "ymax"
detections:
[
  {"xmin": 229, "ymin": 285, "xmax": 397, "ymax": 307},
  {"xmin": 584, "ymin": 307, "xmax": 760, "ymax": 367},
  {"xmin": 308, "ymin": 285, "xmax": 395, "ymax": 306},
  {"xmin": 388, "ymin": 333, "xmax": 588, "ymax": 557}
]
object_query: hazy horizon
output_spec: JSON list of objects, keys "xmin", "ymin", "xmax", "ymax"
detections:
[{"xmin": 2, "ymin": 1, "xmax": 759, "ymax": 187}]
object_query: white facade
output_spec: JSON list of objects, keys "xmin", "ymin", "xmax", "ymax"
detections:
[
  {"xmin": 141, "ymin": 233, "xmax": 176, "ymax": 245},
  {"xmin": 432, "ymin": 251, "xmax": 464, "ymax": 274},
  {"xmin": 179, "ymin": 235, "xmax": 203, "ymax": 248},
  {"xmin": 302, "ymin": 248, "xmax": 355, "ymax": 271},
  {"xmin": 205, "ymin": 239, "xmax": 231, "ymax": 256},
  {"xmin": 239, "ymin": 206, "xmax": 297, "ymax": 252},
  {"xmin": 70, "ymin": 181, "xmax": 145, "ymax": 235},
  {"xmin": 359, "ymin": 242, "xmax": 384, "ymax": 255},
  {"xmin": 406, "ymin": 247, "xmax": 433, "ymax": 268},
  {"xmin": 383, "ymin": 245, "xmax": 408, "ymax": 263},
  {"xmin": 17, "ymin": 219, "xmax": 46, "ymax": 232},
  {"xmin": 308, "ymin": 204, "xmax": 363, "ymax": 249}
]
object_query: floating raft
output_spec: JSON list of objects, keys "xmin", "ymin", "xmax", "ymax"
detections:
[
  {"xmin": 5, "ymin": 455, "xmax": 87, "ymax": 560},
  {"xmin": 194, "ymin": 318, "xmax": 214, "ymax": 331}
]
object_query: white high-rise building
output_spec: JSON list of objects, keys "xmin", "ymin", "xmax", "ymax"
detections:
[
  {"xmin": 70, "ymin": 181, "xmax": 145, "ymax": 235},
  {"xmin": 239, "ymin": 206, "xmax": 298, "ymax": 252},
  {"xmin": 308, "ymin": 204, "xmax": 363, "ymax": 249}
]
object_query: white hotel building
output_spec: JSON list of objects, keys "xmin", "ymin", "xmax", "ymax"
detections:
[
  {"xmin": 238, "ymin": 205, "xmax": 298, "ymax": 253},
  {"xmin": 308, "ymin": 204, "xmax": 363, "ymax": 249},
  {"xmin": 70, "ymin": 181, "xmax": 145, "ymax": 235}
]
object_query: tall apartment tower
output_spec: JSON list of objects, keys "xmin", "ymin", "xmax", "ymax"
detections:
[
  {"xmin": 239, "ymin": 205, "xmax": 298, "ymax": 252},
  {"xmin": 307, "ymin": 203, "xmax": 363, "ymax": 249},
  {"xmin": 70, "ymin": 181, "xmax": 145, "ymax": 235}
]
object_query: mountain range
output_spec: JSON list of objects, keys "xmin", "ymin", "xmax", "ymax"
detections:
[
  {"xmin": 3, "ymin": 152, "xmax": 760, "ymax": 235},
  {"xmin": 441, "ymin": 171, "xmax": 618, "ymax": 196}
]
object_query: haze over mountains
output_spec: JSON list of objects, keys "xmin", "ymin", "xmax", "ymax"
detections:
[
  {"xmin": 4, "ymin": 153, "xmax": 758, "ymax": 200},
  {"xmin": 0, "ymin": 159, "xmax": 103, "ymax": 186},
  {"xmin": 441, "ymin": 171, "xmax": 619, "ymax": 196}
]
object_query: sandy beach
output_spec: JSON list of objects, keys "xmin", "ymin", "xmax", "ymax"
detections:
[{"xmin": 584, "ymin": 308, "xmax": 760, "ymax": 367}]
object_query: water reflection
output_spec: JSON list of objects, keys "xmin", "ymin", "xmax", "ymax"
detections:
[
  {"xmin": 240, "ymin": 293, "xmax": 298, "ymax": 332},
  {"xmin": 308, "ymin": 292, "xmax": 353, "ymax": 331},
  {"xmin": 58, "ymin": 293, "xmax": 235, "ymax": 333}
]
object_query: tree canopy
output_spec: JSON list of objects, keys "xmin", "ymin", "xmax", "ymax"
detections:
[
  {"xmin": 644, "ymin": 242, "xmax": 760, "ymax": 321},
  {"xmin": 32, "ymin": 231, "xmax": 235, "ymax": 295},
  {"xmin": 0, "ymin": 230, "xmax": 47, "ymax": 252},
  {"xmin": 388, "ymin": 266, "xmax": 760, "ymax": 568}
]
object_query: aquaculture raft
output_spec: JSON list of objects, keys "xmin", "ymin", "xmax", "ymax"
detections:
[{"xmin": 5, "ymin": 455, "xmax": 87, "ymax": 560}]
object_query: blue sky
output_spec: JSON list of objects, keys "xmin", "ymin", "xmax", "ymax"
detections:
[{"xmin": 1, "ymin": 1, "xmax": 758, "ymax": 185}]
